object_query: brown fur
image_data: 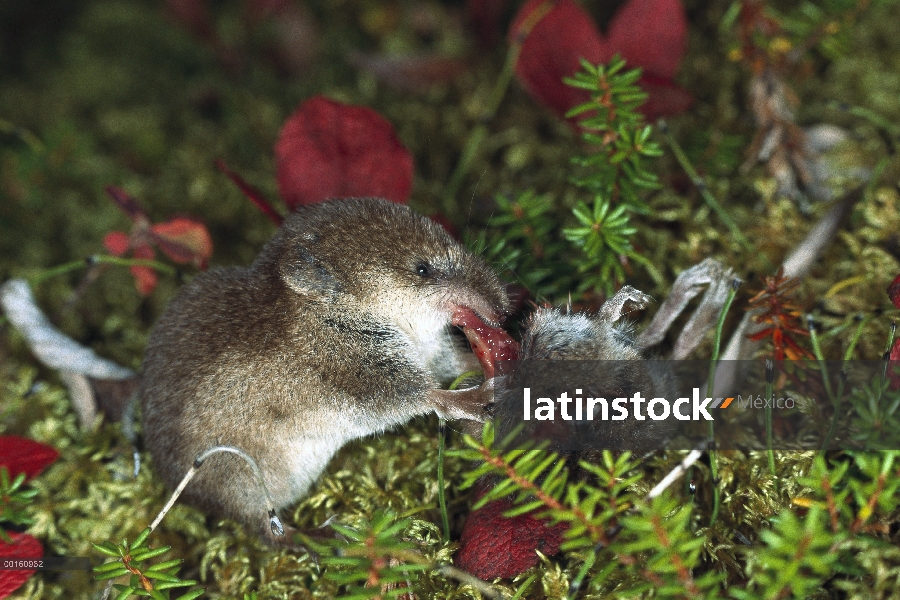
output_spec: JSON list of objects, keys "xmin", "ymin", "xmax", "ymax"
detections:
[{"xmin": 139, "ymin": 198, "xmax": 508, "ymax": 538}]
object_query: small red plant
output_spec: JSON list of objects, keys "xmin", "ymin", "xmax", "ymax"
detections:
[
  {"xmin": 0, "ymin": 436, "xmax": 59, "ymax": 599},
  {"xmin": 275, "ymin": 96, "xmax": 414, "ymax": 209},
  {"xmin": 509, "ymin": 0, "xmax": 693, "ymax": 122},
  {"xmin": 102, "ymin": 186, "xmax": 213, "ymax": 295},
  {"xmin": 746, "ymin": 268, "xmax": 814, "ymax": 360}
]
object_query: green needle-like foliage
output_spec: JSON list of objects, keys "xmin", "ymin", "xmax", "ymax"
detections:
[
  {"xmin": 470, "ymin": 57, "xmax": 663, "ymax": 299},
  {"xmin": 451, "ymin": 424, "xmax": 729, "ymax": 597},
  {"xmin": 92, "ymin": 527, "xmax": 203, "ymax": 600},
  {"xmin": 0, "ymin": 466, "xmax": 39, "ymax": 541},
  {"xmin": 311, "ymin": 511, "xmax": 430, "ymax": 600},
  {"xmin": 565, "ymin": 56, "xmax": 663, "ymax": 211},
  {"xmin": 735, "ymin": 452, "xmax": 900, "ymax": 598},
  {"xmin": 848, "ymin": 376, "xmax": 900, "ymax": 448},
  {"xmin": 563, "ymin": 198, "xmax": 642, "ymax": 294}
]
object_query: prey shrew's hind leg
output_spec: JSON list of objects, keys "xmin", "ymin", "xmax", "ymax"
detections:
[{"xmin": 636, "ymin": 258, "xmax": 738, "ymax": 358}]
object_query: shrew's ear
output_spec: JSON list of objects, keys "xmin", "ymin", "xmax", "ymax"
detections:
[{"xmin": 279, "ymin": 243, "xmax": 342, "ymax": 300}]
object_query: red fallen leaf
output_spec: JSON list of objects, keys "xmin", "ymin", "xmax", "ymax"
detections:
[
  {"xmin": 215, "ymin": 159, "xmax": 284, "ymax": 226},
  {"xmin": 888, "ymin": 274, "xmax": 900, "ymax": 310},
  {"xmin": 150, "ymin": 218, "xmax": 213, "ymax": 268},
  {"xmin": 0, "ymin": 436, "xmax": 59, "ymax": 481},
  {"xmin": 889, "ymin": 339, "xmax": 900, "ymax": 390},
  {"xmin": 0, "ymin": 532, "xmax": 43, "ymax": 599},
  {"xmin": 605, "ymin": 0, "xmax": 687, "ymax": 82},
  {"xmin": 452, "ymin": 308, "xmax": 520, "ymax": 378},
  {"xmin": 456, "ymin": 495, "xmax": 567, "ymax": 579},
  {"xmin": 633, "ymin": 72, "xmax": 695, "ymax": 122},
  {"xmin": 509, "ymin": 0, "xmax": 692, "ymax": 123},
  {"xmin": 275, "ymin": 96, "xmax": 414, "ymax": 208},
  {"xmin": 103, "ymin": 186, "xmax": 213, "ymax": 295},
  {"xmin": 509, "ymin": 0, "xmax": 604, "ymax": 120}
]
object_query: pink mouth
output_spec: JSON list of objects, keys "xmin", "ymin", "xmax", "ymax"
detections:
[{"xmin": 452, "ymin": 307, "xmax": 520, "ymax": 378}]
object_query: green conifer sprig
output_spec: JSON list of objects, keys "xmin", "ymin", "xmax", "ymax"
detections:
[
  {"xmin": 92, "ymin": 527, "xmax": 203, "ymax": 600},
  {"xmin": 734, "ymin": 451, "xmax": 900, "ymax": 598},
  {"xmin": 848, "ymin": 377, "xmax": 900, "ymax": 448},
  {"xmin": 470, "ymin": 57, "xmax": 663, "ymax": 299},
  {"xmin": 0, "ymin": 466, "xmax": 38, "ymax": 542},
  {"xmin": 617, "ymin": 495, "xmax": 723, "ymax": 597},
  {"xmin": 313, "ymin": 511, "xmax": 430, "ymax": 599},
  {"xmin": 562, "ymin": 198, "xmax": 644, "ymax": 294},
  {"xmin": 451, "ymin": 424, "xmax": 726, "ymax": 596},
  {"xmin": 565, "ymin": 56, "xmax": 662, "ymax": 211}
]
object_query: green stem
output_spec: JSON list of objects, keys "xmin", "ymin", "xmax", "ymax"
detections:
[
  {"xmin": 566, "ymin": 551, "xmax": 596, "ymax": 600},
  {"xmin": 808, "ymin": 315, "xmax": 834, "ymax": 401},
  {"xmin": 765, "ymin": 359, "xmax": 776, "ymax": 476},
  {"xmin": 437, "ymin": 418, "xmax": 449, "ymax": 542},
  {"xmin": 843, "ymin": 315, "xmax": 870, "ymax": 362},
  {"xmin": 706, "ymin": 278, "xmax": 741, "ymax": 527},
  {"xmin": 29, "ymin": 255, "xmax": 177, "ymax": 286},
  {"xmin": 440, "ymin": 370, "xmax": 482, "ymax": 542},
  {"xmin": 444, "ymin": 44, "xmax": 518, "ymax": 215},
  {"xmin": 0, "ymin": 118, "xmax": 43, "ymax": 153},
  {"xmin": 820, "ymin": 316, "xmax": 868, "ymax": 453},
  {"xmin": 878, "ymin": 321, "xmax": 897, "ymax": 406},
  {"xmin": 660, "ymin": 122, "xmax": 757, "ymax": 257}
]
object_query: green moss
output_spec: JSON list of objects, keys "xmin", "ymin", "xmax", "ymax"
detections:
[{"xmin": 2, "ymin": 0, "xmax": 900, "ymax": 597}]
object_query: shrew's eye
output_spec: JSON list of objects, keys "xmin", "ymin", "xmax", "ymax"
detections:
[{"xmin": 416, "ymin": 262, "xmax": 434, "ymax": 278}]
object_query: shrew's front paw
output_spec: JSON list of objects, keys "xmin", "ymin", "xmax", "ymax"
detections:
[{"xmin": 431, "ymin": 377, "xmax": 498, "ymax": 422}]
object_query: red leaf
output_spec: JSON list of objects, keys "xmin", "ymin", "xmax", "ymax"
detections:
[
  {"xmin": 456, "ymin": 497, "xmax": 567, "ymax": 579},
  {"xmin": 635, "ymin": 73, "xmax": 694, "ymax": 121},
  {"xmin": 509, "ymin": 0, "xmax": 692, "ymax": 122},
  {"xmin": 748, "ymin": 327, "xmax": 774, "ymax": 342},
  {"xmin": 606, "ymin": 0, "xmax": 688, "ymax": 81},
  {"xmin": 102, "ymin": 231, "xmax": 131, "ymax": 257},
  {"xmin": 0, "ymin": 436, "xmax": 58, "ymax": 481},
  {"xmin": 104, "ymin": 186, "xmax": 148, "ymax": 222},
  {"xmin": 0, "ymin": 532, "xmax": 43, "ymax": 598},
  {"xmin": 150, "ymin": 218, "xmax": 213, "ymax": 268},
  {"xmin": 888, "ymin": 273, "xmax": 900, "ymax": 310},
  {"xmin": 889, "ymin": 338, "xmax": 900, "ymax": 390},
  {"xmin": 215, "ymin": 159, "xmax": 284, "ymax": 226},
  {"xmin": 509, "ymin": 0, "xmax": 604, "ymax": 119},
  {"xmin": 275, "ymin": 96, "xmax": 414, "ymax": 208}
]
